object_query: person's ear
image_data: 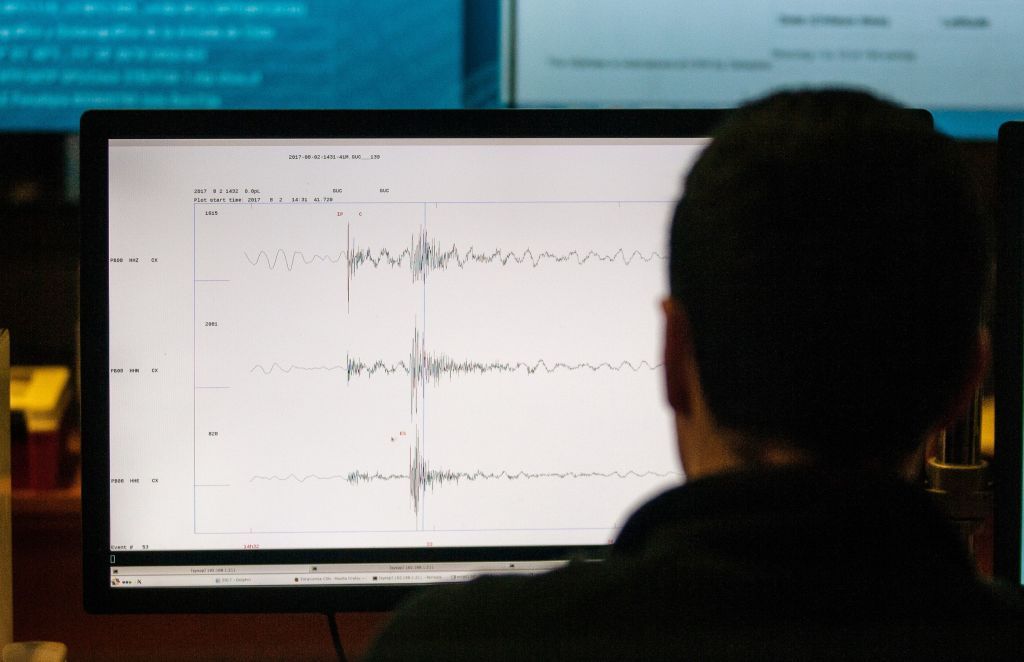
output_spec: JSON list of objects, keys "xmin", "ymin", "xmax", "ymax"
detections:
[{"xmin": 662, "ymin": 298, "xmax": 696, "ymax": 416}]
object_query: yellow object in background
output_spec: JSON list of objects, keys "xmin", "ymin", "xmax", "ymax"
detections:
[
  {"xmin": 9, "ymin": 366, "xmax": 71, "ymax": 491},
  {"xmin": 10, "ymin": 366, "xmax": 71, "ymax": 435},
  {"xmin": 981, "ymin": 396, "xmax": 994, "ymax": 458}
]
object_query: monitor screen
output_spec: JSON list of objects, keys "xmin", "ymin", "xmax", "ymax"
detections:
[
  {"xmin": 0, "ymin": 1, "xmax": 487, "ymax": 132},
  {"xmin": 996, "ymin": 120, "xmax": 1024, "ymax": 589},
  {"xmin": 80, "ymin": 109, "xmax": 721, "ymax": 612},
  {"xmin": 505, "ymin": 0, "xmax": 1024, "ymax": 138}
]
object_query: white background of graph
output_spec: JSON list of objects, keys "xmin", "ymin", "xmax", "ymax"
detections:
[{"xmin": 106, "ymin": 138, "xmax": 708, "ymax": 550}]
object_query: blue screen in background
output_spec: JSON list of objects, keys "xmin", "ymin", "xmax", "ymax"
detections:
[
  {"xmin": 0, "ymin": 1, "xmax": 464, "ymax": 131},
  {"xmin": 4, "ymin": 2, "xmax": 1023, "ymax": 138},
  {"xmin": 933, "ymin": 111, "xmax": 1024, "ymax": 142}
]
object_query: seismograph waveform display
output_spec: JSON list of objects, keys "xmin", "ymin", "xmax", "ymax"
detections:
[
  {"xmin": 249, "ymin": 431, "xmax": 681, "ymax": 516},
  {"xmin": 345, "ymin": 225, "xmax": 665, "ymax": 282},
  {"xmin": 348, "ymin": 325, "xmax": 661, "ymax": 415},
  {"xmin": 244, "ymin": 249, "xmax": 343, "ymax": 271},
  {"xmin": 243, "ymin": 223, "xmax": 665, "ymax": 308},
  {"xmin": 252, "ymin": 326, "xmax": 662, "ymax": 416},
  {"xmin": 243, "ymin": 227, "xmax": 664, "ymax": 275}
]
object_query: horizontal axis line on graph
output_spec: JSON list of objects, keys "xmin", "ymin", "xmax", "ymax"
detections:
[
  {"xmin": 253, "ymin": 360, "xmax": 663, "ymax": 376},
  {"xmin": 193, "ymin": 200, "xmax": 674, "ymax": 205},
  {"xmin": 252, "ymin": 472, "xmax": 403, "ymax": 483},
  {"xmin": 251, "ymin": 469, "xmax": 679, "ymax": 484},
  {"xmin": 193, "ymin": 526, "xmax": 617, "ymax": 535}
]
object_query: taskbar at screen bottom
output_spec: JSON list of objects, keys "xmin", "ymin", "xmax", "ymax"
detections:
[{"xmin": 110, "ymin": 560, "xmax": 569, "ymax": 589}]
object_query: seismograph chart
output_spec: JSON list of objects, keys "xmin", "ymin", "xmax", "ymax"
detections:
[
  {"xmin": 96, "ymin": 129, "xmax": 716, "ymax": 554},
  {"xmin": 190, "ymin": 197, "xmax": 681, "ymax": 538}
]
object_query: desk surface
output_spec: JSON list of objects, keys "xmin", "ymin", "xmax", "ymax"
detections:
[{"xmin": 11, "ymin": 509, "xmax": 392, "ymax": 661}]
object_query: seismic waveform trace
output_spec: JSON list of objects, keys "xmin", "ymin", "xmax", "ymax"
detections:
[
  {"xmin": 249, "ymin": 430, "xmax": 681, "ymax": 516},
  {"xmin": 242, "ymin": 223, "xmax": 666, "ymax": 308},
  {"xmin": 252, "ymin": 325, "xmax": 662, "ymax": 416}
]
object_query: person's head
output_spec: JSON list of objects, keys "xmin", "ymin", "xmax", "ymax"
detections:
[{"xmin": 664, "ymin": 89, "xmax": 991, "ymax": 478}]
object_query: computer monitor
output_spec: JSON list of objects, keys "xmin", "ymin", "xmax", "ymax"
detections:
[
  {"xmin": 996, "ymin": 121, "xmax": 1024, "ymax": 589},
  {"xmin": 80, "ymin": 109, "xmax": 723, "ymax": 612},
  {"xmin": 505, "ymin": 1, "xmax": 1024, "ymax": 138},
  {"xmin": 0, "ymin": 2, "xmax": 495, "ymax": 132}
]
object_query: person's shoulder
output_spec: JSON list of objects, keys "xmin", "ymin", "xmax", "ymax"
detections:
[
  {"xmin": 970, "ymin": 576, "xmax": 1024, "ymax": 624},
  {"xmin": 365, "ymin": 560, "xmax": 636, "ymax": 661},
  {"xmin": 376, "ymin": 559, "xmax": 611, "ymax": 633},
  {"xmin": 383, "ymin": 572, "xmax": 536, "ymax": 632},
  {"xmin": 364, "ymin": 574, "xmax": 537, "ymax": 661}
]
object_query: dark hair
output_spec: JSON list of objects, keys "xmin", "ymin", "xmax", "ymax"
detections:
[{"xmin": 669, "ymin": 89, "xmax": 990, "ymax": 465}]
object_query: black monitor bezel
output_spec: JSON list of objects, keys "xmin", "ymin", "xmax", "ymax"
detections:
[
  {"xmin": 80, "ymin": 108, "xmax": 727, "ymax": 613},
  {"xmin": 995, "ymin": 120, "xmax": 1024, "ymax": 588}
]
